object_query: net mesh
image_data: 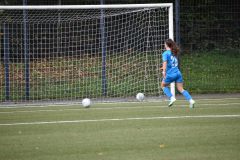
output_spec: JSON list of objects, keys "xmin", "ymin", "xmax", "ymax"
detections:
[{"xmin": 0, "ymin": 7, "xmax": 170, "ymax": 102}]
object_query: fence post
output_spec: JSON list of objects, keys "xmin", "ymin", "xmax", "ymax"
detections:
[
  {"xmin": 100, "ymin": 0, "xmax": 107, "ymax": 97},
  {"xmin": 23, "ymin": 0, "xmax": 30, "ymax": 100},
  {"xmin": 175, "ymin": 0, "xmax": 181, "ymax": 71},
  {"xmin": 3, "ymin": 23, "xmax": 10, "ymax": 101},
  {"xmin": 175, "ymin": 0, "xmax": 180, "ymax": 45}
]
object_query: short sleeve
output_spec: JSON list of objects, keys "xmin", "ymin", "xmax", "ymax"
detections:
[{"xmin": 162, "ymin": 51, "xmax": 168, "ymax": 62}]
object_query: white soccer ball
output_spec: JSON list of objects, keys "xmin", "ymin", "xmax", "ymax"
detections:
[
  {"xmin": 82, "ymin": 98, "xmax": 91, "ymax": 108},
  {"xmin": 136, "ymin": 93, "xmax": 145, "ymax": 101}
]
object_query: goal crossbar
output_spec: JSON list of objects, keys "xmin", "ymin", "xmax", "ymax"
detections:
[{"xmin": 0, "ymin": 3, "xmax": 172, "ymax": 10}]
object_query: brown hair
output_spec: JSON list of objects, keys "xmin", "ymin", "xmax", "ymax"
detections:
[{"xmin": 165, "ymin": 39, "xmax": 180, "ymax": 56}]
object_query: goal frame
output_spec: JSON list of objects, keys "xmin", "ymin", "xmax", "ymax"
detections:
[{"xmin": 0, "ymin": 3, "xmax": 175, "ymax": 101}]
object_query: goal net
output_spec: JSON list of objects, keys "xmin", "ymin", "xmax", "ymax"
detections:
[{"xmin": 0, "ymin": 4, "xmax": 174, "ymax": 103}]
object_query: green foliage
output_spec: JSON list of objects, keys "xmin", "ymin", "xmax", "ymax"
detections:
[
  {"xmin": 181, "ymin": 50, "xmax": 240, "ymax": 93},
  {"xmin": 180, "ymin": 0, "xmax": 239, "ymax": 51}
]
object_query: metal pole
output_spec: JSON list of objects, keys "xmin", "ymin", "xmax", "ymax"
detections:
[
  {"xmin": 144, "ymin": 11, "xmax": 152, "ymax": 94},
  {"xmin": 57, "ymin": 0, "xmax": 61, "ymax": 55},
  {"xmin": 175, "ymin": 0, "xmax": 180, "ymax": 45},
  {"xmin": 100, "ymin": 0, "xmax": 107, "ymax": 97},
  {"xmin": 23, "ymin": 0, "xmax": 30, "ymax": 100},
  {"xmin": 3, "ymin": 23, "xmax": 10, "ymax": 101},
  {"xmin": 175, "ymin": 0, "xmax": 181, "ymax": 71}
]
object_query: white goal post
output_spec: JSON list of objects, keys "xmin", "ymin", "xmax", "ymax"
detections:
[
  {"xmin": 0, "ymin": 3, "xmax": 175, "ymax": 103},
  {"xmin": 0, "ymin": 4, "xmax": 173, "ymax": 9}
]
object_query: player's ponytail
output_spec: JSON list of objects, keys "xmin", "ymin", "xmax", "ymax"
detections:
[{"xmin": 165, "ymin": 39, "xmax": 180, "ymax": 56}]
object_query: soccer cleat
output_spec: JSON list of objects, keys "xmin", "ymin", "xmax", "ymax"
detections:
[
  {"xmin": 168, "ymin": 97, "xmax": 176, "ymax": 107},
  {"xmin": 189, "ymin": 99, "xmax": 195, "ymax": 108}
]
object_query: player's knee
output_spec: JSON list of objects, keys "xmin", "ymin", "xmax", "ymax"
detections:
[
  {"xmin": 161, "ymin": 82, "xmax": 167, "ymax": 88},
  {"xmin": 178, "ymin": 88, "xmax": 184, "ymax": 93},
  {"xmin": 161, "ymin": 83, "xmax": 164, "ymax": 88}
]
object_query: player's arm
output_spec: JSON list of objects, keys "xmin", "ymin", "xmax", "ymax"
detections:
[
  {"xmin": 162, "ymin": 61, "xmax": 167, "ymax": 78},
  {"xmin": 162, "ymin": 52, "xmax": 167, "ymax": 78}
]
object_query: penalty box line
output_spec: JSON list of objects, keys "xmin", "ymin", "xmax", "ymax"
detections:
[{"xmin": 0, "ymin": 114, "xmax": 240, "ymax": 126}]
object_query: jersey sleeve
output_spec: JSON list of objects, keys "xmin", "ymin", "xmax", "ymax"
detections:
[{"xmin": 162, "ymin": 51, "xmax": 168, "ymax": 62}]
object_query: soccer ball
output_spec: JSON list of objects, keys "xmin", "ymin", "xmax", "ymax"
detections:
[
  {"xmin": 82, "ymin": 98, "xmax": 91, "ymax": 108},
  {"xmin": 136, "ymin": 93, "xmax": 144, "ymax": 101}
]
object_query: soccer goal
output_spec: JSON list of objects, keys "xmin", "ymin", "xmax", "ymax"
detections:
[{"xmin": 0, "ymin": 4, "xmax": 174, "ymax": 103}]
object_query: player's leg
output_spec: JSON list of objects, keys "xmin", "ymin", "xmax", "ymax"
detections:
[
  {"xmin": 161, "ymin": 76, "xmax": 176, "ymax": 107},
  {"xmin": 176, "ymin": 83, "xmax": 195, "ymax": 108},
  {"xmin": 161, "ymin": 82, "xmax": 171, "ymax": 97},
  {"xmin": 176, "ymin": 72, "xmax": 195, "ymax": 108}
]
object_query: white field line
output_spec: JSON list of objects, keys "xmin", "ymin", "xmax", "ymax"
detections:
[
  {"xmin": 0, "ymin": 114, "xmax": 239, "ymax": 126},
  {"xmin": 0, "ymin": 102, "xmax": 240, "ymax": 114}
]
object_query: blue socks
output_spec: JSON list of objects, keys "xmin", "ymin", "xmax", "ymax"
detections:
[
  {"xmin": 163, "ymin": 87, "xmax": 172, "ymax": 99},
  {"xmin": 163, "ymin": 87, "xmax": 192, "ymax": 101},
  {"xmin": 181, "ymin": 90, "xmax": 192, "ymax": 101}
]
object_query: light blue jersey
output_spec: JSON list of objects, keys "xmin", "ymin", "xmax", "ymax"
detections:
[
  {"xmin": 162, "ymin": 50, "xmax": 179, "ymax": 74},
  {"xmin": 162, "ymin": 50, "xmax": 183, "ymax": 83}
]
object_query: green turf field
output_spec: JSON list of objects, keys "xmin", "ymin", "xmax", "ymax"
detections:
[{"xmin": 0, "ymin": 97, "xmax": 240, "ymax": 160}]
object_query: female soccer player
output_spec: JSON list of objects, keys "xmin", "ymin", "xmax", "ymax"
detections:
[{"xmin": 161, "ymin": 39, "xmax": 195, "ymax": 108}]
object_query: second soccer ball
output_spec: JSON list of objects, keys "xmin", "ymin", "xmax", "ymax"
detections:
[
  {"xmin": 136, "ymin": 93, "xmax": 145, "ymax": 101},
  {"xmin": 82, "ymin": 98, "xmax": 91, "ymax": 108}
]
